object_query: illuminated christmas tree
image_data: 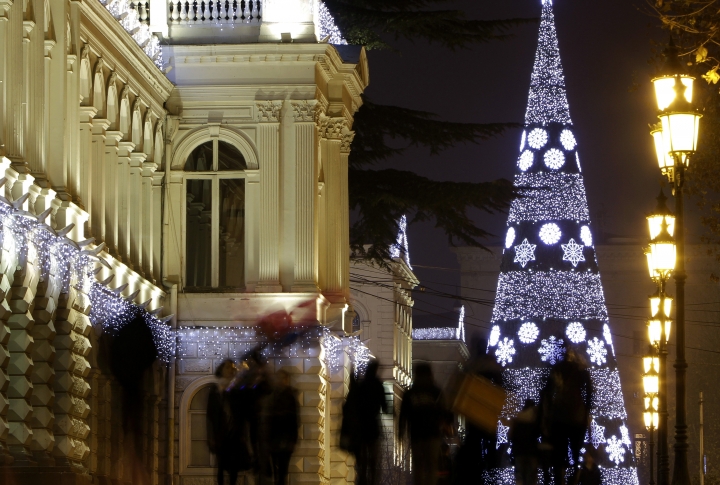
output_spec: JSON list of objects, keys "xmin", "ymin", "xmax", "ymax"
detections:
[{"xmin": 484, "ymin": 1, "xmax": 639, "ymax": 483}]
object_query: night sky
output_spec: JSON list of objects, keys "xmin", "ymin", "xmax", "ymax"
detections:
[{"xmin": 359, "ymin": 0, "xmax": 676, "ymax": 327}]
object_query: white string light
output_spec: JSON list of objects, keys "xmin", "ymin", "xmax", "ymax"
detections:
[
  {"xmin": 560, "ymin": 129, "xmax": 577, "ymax": 150},
  {"xmin": 565, "ymin": 321, "xmax": 586, "ymax": 343},
  {"xmin": 509, "ymin": 173, "xmax": 590, "ymax": 223},
  {"xmin": 561, "ymin": 238, "xmax": 585, "ymax": 266},
  {"xmin": 518, "ymin": 150, "xmax": 534, "ymax": 171},
  {"xmin": 518, "ymin": 322, "xmax": 539, "ymax": 344},
  {"xmin": 513, "ymin": 238, "xmax": 537, "ymax": 267},
  {"xmin": 544, "ymin": 148, "xmax": 565, "ymax": 169},
  {"xmin": 539, "ymin": 222, "xmax": 561, "ymax": 244},
  {"xmin": 505, "ymin": 227, "xmax": 516, "ymax": 249},
  {"xmin": 580, "ymin": 225, "xmax": 593, "ymax": 246},
  {"xmin": 317, "ymin": 2, "xmax": 347, "ymax": 45},
  {"xmin": 527, "ymin": 128, "xmax": 549, "ymax": 149}
]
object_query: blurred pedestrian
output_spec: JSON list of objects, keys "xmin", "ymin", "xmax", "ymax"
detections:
[
  {"xmin": 243, "ymin": 351, "xmax": 273, "ymax": 485},
  {"xmin": 453, "ymin": 336, "xmax": 503, "ymax": 484},
  {"xmin": 268, "ymin": 369, "xmax": 299, "ymax": 485},
  {"xmin": 207, "ymin": 359, "xmax": 252, "ymax": 485},
  {"xmin": 399, "ymin": 363, "xmax": 448, "ymax": 485},
  {"xmin": 355, "ymin": 360, "xmax": 388, "ymax": 485},
  {"xmin": 510, "ymin": 399, "xmax": 541, "ymax": 485},
  {"xmin": 571, "ymin": 449, "xmax": 601, "ymax": 485},
  {"xmin": 540, "ymin": 349, "xmax": 593, "ymax": 485}
]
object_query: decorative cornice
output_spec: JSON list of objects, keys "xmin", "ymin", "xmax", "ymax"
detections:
[
  {"xmin": 291, "ymin": 100, "xmax": 320, "ymax": 123},
  {"xmin": 255, "ymin": 101, "xmax": 283, "ymax": 123},
  {"xmin": 318, "ymin": 115, "xmax": 349, "ymax": 140},
  {"xmin": 94, "ymin": 57, "xmax": 104, "ymax": 75}
]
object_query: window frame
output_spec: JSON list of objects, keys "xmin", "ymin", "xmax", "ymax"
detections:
[{"xmin": 183, "ymin": 139, "xmax": 247, "ymax": 289}]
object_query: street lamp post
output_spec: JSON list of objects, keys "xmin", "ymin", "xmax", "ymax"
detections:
[
  {"xmin": 644, "ymin": 355, "xmax": 661, "ymax": 485},
  {"xmin": 646, "ymin": 190, "xmax": 675, "ymax": 485},
  {"xmin": 649, "ymin": 42, "xmax": 702, "ymax": 485}
]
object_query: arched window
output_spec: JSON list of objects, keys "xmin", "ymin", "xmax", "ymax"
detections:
[
  {"xmin": 188, "ymin": 384, "xmax": 216, "ymax": 467},
  {"xmin": 185, "ymin": 140, "xmax": 247, "ymax": 289}
]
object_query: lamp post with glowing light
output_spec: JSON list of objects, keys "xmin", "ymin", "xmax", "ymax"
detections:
[
  {"xmin": 644, "ymin": 354, "xmax": 661, "ymax": 485},
  {"xmin": 649, "ymin": 40, "xmax": 701, "ymax": 485},
  {"xmin": 646, "ymin": 191, "xmax": 676, "ymax": 485}
]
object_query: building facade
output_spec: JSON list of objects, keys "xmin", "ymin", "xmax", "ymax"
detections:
[{"xmin": 0, "ymin": 1, "xmax": 368, "ymax": 484}]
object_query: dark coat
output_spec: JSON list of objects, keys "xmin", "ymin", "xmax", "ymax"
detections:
[
  {"xmin": 268, "ymin": 385, "xmax": 299, "ymax": 453},
  {"xmin": 356, "ymin": 375, "xmax": 388, "ymax": 444},
  {"xmin": 399, "ymin": 384, "xmax": 446, "ymax": 442},
  {"xmin": 206, "ymin": 383, "xmax": 253, "ymax": 471}
]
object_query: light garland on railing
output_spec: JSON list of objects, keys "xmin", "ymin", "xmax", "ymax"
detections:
[
  {"xmin": 100, "ymin": 0, "xmax": 163, "ymax": 69},
  {"xmin": 389, "ymin": 215, "xmax": 411, "ymax": 268}
]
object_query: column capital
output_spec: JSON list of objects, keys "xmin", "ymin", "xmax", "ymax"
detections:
[
  {"xmin": 291, "ymin": 100, "xmax": 320, "ymax": 123},
  {"xmin": 318, "ymin": 115, "xmax": 350, "ymax": 140},
  {"xmin": 255, "ymin": 101, "xmax": 283, "ymax": 123},
  {"xmin": 340, "ymin": 131, "xmax": 355, "ymax": 153}
]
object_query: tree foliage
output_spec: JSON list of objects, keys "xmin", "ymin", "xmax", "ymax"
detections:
[
  {"xmin": 321, "ymin": 1, "xmax": 531, "ymax": 264},
  {"xmin": 325, "ymin": 0, "xmax": 534, "ymax": 50}
]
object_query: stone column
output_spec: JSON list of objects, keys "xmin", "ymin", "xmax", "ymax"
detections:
[
  {"xmin": 78, "ymin": 106, "xmax": 98, "ymax": 213},
  {"xmin": 0, "ymin": 257, "xmax": 12, "ymax": 465},
  {"xmin": 141, "ymin": 160, "xmax": 158, "ymax": 279},
  {"xmin": 291, "ymin": 100, "xmax": 319, "ymax": 292},
  {"xmin": 29, "ymin": 275, "xmax": 60, "ymax": 465},
  {"xmin": 7, "ymin": 259, "xmax": 39, "ymax": 464},
  {"xmin": 52, "ymin": 288, "xmax": 91, "ymax": 467},
  {"xmin": 5, "ymin": 0, "xmax": 23, "ymax": 162},
  {"xmin": 318, "ymin": 116, "xmax": 351, "ymax": 297},
  {"xmin": 117, "ymin": 141, "xmax": 135, "ymax": 264},
  {"xmin": 152, "ymin": 172, "xmax": 164, "ymax": 283},
  {"xmin": 104, "ymin": 131, "xmax": 123, "ymax": 257},
  {"xmin": 255, "ymin": 101, "xmax": 282, "ymax": 292},
  {"xmin": 89, "ymin": 119, "xmax": 110, "ymax": 240},
  {"xmin": 0, "ymin": 0, "xmax": 10, "ymax": 156},
  {"xmin": 130, "ymin": 152, "xmax": 147, "ymax": 273}
]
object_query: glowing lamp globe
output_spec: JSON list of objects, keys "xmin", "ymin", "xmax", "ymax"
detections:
[
  {"xmin": 647, "ymin": 189, "xmax": 675, "ymax": 240},
  {"xmin": 650, "ymin": 292, "xmax": 673, "ymax": 319},
  {"xmin": 658, "ymin": 77, "xmax": 701, "ymax": 164},
  {"xmin": 651, "ymin": 125, "xmax": 674, "ymax": 172},
  {"xmin": 643, "ymin": 356, "xmax": 660, "ymax": 394},
  {"xmin": 652, "ymin": 75, "xmax": 693, "ymax": 111},
  {"xmin": 644, "ymin": 411, "xmax": 659, "ymax": 430},
  {"xmin": 646, "ymin": 222, "xmax": 676, "ymax": 279},
  {"xmin": 648, "ymin": 319, "xmax": 672, "ymax": 347}
]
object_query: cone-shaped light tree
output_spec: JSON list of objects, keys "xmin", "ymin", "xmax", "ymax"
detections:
[{"xmin": 485, "ymin": 1, "xmax": 640, "ymax": 483}]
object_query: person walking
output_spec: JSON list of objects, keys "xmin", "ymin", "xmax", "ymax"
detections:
[
  {"xmin": 571, "ymin": 449, "xmax": 602, "ymax": 485},
  {"xmin": 207, "ymin": 359, "xmax": 252, "ymax": 485},
  {"xmin": 540, "ymin": 349, "xmax": 593, "ymax": 485},
  {"xmin": 453, "ymin": 336, "xmax": 503, "ymax": 483},
  {"xmin": 354, "ymin": 360, "xmax": 388, "ymax": 485},
  {"xmin": 399, "ymin": 363, "xmax": 448, "ymax": 485},
  {"xmin": 510, "ymin": 399, "xmax": 541, "ymax": 485},
  {"xmin": 268, "ymin": 369, "xmax": 299, "ymax": 485}
]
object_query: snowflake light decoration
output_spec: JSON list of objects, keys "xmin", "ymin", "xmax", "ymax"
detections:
[
  {"xmin": 489, "ymin": 325, "xmax": 500, "ymax": 347},
  {"xmin": 514, "ymin": 238, "xmax": 537, "ymax": 267},
  {"xmin": 566, "ymin": 322, "xmax": 586, "ymax": 343},
  {"xmin": 620, "ymin": 425, "xmax": 631, "ymax": 447},
  {"xmin": 587, "ymin": 337, "xmax": 607, "ymax": 365},
  {"xmin": 606, "ymin": 435, "xmax": 626, "ymax": 465},
  {"xmin": 561, "ymin": 238, "xmax": 585, "ymax": 266},
  {"xmin": 589, "ymin": 419, "xmax": 606, "ymax": 449},
  {"xmin": 496, "ymin": 421, "xmax": 510, "ymax": 449},
  {"xmin": 495, "ymin": 337, "xmax": 516, "ymax": 367},
  {"xmin": 539, "ymin": 336, "xmax": 565, "ymax": 364},
  {"xmin": 518, "ymin": 150, "xmax": 534, "ymax": 171},
  {"xmin": 518, "ymin": 322, "xmax": 539, "ymax": 344},
  {"xmin": 544, "ymin": 148, "xmax": 565, "ymax": 169},
  {"xmin": 580, "ymin": 225, "xmax": 593, "ymax": 246},
  {"xmin": 603, "ymin": 324, "xmax": 615, "ymax": 356},
  {"xmin": 539, "ymin": 223, "xmax": 561, "ymax": 244},
  {"xmin": 560, "ymin": 129, "xmax": 577, "ymax": 150},
  {"xmin": 527, "ymin": 128, "xmax": 549, "ymax": 149},
  {"xmin": 520, "ymin": 130, "xmax": 527, "ymax": 151},
  {"xmin": 505, "ymin": 227, "xmax": 516, "ymax": 249}
]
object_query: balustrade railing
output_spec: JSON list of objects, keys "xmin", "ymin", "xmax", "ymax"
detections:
[
  {"xmin": 129, "ymin": 0, "xmax": 150, "ymax": 24},
  {"xmin": 169, "ymin": 0, "xmax": 261, "ymax": 24}
]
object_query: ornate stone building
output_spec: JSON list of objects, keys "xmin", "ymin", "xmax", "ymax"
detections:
[{"xmin": 0, "ymin": 0, "xmax": 368, "ymax": 484}]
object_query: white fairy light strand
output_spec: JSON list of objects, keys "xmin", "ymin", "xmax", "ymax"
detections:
[
  {"xmin": 317, "ymin": 2, "xmax": 347, "ymax": 45},
  {"xmin": 100, "ymin": 0, "xmax": 163, "ymax": 68},
  {"xmin": 509, "ymin": 173, "xmax": 590, "ymax": 223}
]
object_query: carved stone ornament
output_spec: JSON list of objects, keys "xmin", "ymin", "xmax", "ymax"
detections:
[
  {"xmin": 318, "ymin": 115, "xmax": 349, "ymax": 140},
  {"xmin": 120, "ymin": 85, "xmax": 130, "ymax": 101},
  {"xmin": 340, "ymin": 131, "xmax": 355, "ymax": 153},
  {"xmin": 107, "ymin": 71, "xmax": 117, "ymax": 90},
  {"xmin": 94, "ymin": 57, "xmax": 104, "ymax": 75},
  {"xmin": 133, "ymin": 97, "xmax": 142, "ymax": 113},
  {"xmin": 291, "ymin": 100, "xmax": 320, "ymax": 123},
  {"xmin": 81, "ymin": 44, "xmax": 90, "ymax": 60},
  {"xmin": 255, "ymin": 101, "xmax": 283, "ymax": 123}
]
